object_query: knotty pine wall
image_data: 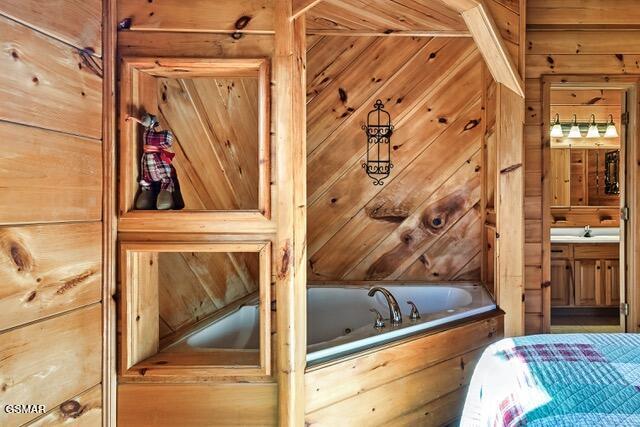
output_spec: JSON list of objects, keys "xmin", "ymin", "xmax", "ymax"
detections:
[
  {"xmin": 525, "ymin": 0, "xmax": 639, "ymax": 334},
  {"xmin": 306, "ymin": 0, "xmax": 526, "ymax": 287},
  {"xmin": 306, "ymin": 37, "xmax": 484, "ymax": 282},
  {"xmin": 0, "ymin": 0, "xmax": 105, "ymax": 425}
]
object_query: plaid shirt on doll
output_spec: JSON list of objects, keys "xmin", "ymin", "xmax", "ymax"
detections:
[{"xmin": 140, "ymin": 128, "xmax": 176, "ymax": 192}]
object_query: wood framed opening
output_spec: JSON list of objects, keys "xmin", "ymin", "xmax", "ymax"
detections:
[
  {"xmin": 118, "ymin": 241, "xmax": 271, "ymax": 379},
  {"xmin": 118, "ymin": 57, "xmax": 271, "ymax": 233},
  {"xmin": 541, "ymin": 76, "xmax": 640, "ymax": 333}
]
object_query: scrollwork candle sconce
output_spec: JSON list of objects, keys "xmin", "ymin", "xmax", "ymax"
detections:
[{"xmin": 362, "ymin": 99, "xmax": 393, "ymax": 185}]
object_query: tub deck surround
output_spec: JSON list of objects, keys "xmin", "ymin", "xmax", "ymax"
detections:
[{"xmin": 304, "ymin": 309, "xmax": 505, "ymax": 426}]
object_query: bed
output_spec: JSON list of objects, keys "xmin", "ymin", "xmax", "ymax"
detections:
[{"xmin": 461, "ymin": 334, "xmax": 640, "ymax": 426}]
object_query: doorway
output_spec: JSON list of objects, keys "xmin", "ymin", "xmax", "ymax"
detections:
[{"xmin": 542, "ymin": 78, "xmax": 637, "ymax": 333}]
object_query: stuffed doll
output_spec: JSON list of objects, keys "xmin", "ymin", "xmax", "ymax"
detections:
[{"xmin": 128, "ymin": 113, "xmax": 183, "ymax": 210}]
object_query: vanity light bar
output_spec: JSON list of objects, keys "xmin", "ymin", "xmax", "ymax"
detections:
[{"xmin": 550, "ymin": 114, "xmax": 619, "ymax": 139}]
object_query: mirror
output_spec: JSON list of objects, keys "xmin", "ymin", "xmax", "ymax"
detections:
[
  {"xmin": 120, "ymin": 58, "xmax": 270, "ymax": 215},
  {"xmin": 119, "ymin": 242, "xmax": 271, "ymax": 377},
  {"xmin": 549, "ymin": 88, "xmax": 622, "ymax": 209}
]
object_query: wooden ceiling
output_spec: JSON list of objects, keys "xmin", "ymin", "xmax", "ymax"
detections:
[{"xmin": 306, "ymin": 0, "xmax": 467, "ymax": 33}]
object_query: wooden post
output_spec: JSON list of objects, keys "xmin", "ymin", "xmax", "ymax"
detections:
[
  {"xmin": 103, "ymin": 0, "xmax": 117, "ymax": 424},
  {"xmin": 495, "ymin": 83, "xmax": 525, "ymax": 336},
  {"xmin": 274, "ymin": 1, "xmax": 307, "ymax": 425}
]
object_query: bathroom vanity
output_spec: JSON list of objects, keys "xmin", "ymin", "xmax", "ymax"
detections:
[{"xmin": 550, "ymin": 228, "xmax": 620, "ymax": 308}]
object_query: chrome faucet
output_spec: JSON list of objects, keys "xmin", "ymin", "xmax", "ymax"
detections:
[{"xmin": 368, "ymin": 287, "xmax": 402, "ymax": 325}]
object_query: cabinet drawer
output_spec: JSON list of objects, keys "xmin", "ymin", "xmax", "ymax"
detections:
[
  {"xmin": 573, "ymin": 244, "xmax": 618, "ymax": 260},
  {"xmin": 551, "ymin": 244, "xmax": 571, "ymax": 259}
]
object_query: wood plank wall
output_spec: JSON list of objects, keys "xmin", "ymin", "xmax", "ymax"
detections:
[
  {"xmin": 480, "ymin": 0, "xmax": 526, "ymax": 336},
  {"xmin": 306, "ymin": 37, "xmax": 484, "ymax": 282},
  {"xmin": 305, "ymin": 312, "xmax": 504, "ymax": 426},
  {"xmin": 0, "ymin": 1, "xmax": 105, "ymax": 425},
  {"xmin": 524, "ymin": 0, "xmax": 639, "ymax": 334},
  {"xmin": 116, "ymin": 1, "xmax": 279, "ymax": 424}
]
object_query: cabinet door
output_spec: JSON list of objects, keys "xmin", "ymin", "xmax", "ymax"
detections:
[
  {"xmin": 605, "ymin": 260, "xmax": 621, "ymax": 306},
  {"xmin": 550, "ymin": 149, "xmax": 570, "ymax": 207},
  {"xmin": 551, "ymin": 259, "xmax": 572, "ymax": 306},
  {"xmin": 574, "ymin": 259, "xmax": 603, "ymax": 306}
]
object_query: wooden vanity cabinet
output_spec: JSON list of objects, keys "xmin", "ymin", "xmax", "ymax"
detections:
[
  {"xmin": 550, "ymin": 259, "xmax": 572, "ymax": 306},
  {"xmin": 574, "ymin": 259, "xmax": 602, "ymax": 306},
  {"xmin": 550, "ymin": 243, "xmax": 619, "ymax": 308},
  {"xmin": 605, "ymin": 260, "xmax": 621, "ymax": 306}
]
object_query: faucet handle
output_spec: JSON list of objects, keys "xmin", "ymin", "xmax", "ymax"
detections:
[
  {"xmin": 406, "ymin": 301, "xmax": 421, "ymax": 320},
  {"xmin": 369, "ymin": 308, "xmax": 385, "ymax": 329}
]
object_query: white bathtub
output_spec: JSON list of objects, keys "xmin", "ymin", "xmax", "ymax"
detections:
[
  {"xmin": 178, "ymin": 284, "xmax": 496, "ymax": 364},
  {"xmin": 185, "ymin": 305, "xmax": 261, "ymax": 349},
  {"xmin": 306, "ymin": 284, "xmax": 496, "ymax": 363}
]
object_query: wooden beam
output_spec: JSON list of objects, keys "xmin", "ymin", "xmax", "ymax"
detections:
[
  {"xmin": 274, "ymin": 0, "xmax": 307, "ymax": 425},
  {"xmin": 306, "ymin": 29, "xmax": 472, "ymax": 37},
  {"xmin": 292, "ymin": 0, "xmax": 324, "ymax": 19},
  {"xmin": 495, "ymin": 83, "xmax": 525, "ymax": 336},
  {"xmin": 435, "ymin": 0, "xmax": 480, "ymax": 13},
  {"xmin": 461, "ymin": 3, "xmax": 524, "ymax": 97}
]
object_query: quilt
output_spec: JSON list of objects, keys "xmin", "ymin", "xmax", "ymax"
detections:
[{"xmin": 461, "ymin": 334, "xmax": 640, "ymax": 426}]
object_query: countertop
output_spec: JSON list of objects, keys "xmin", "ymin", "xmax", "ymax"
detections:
[{"xmin": 550, "ymin": 227, "xmax": 620, "ymax": 244}]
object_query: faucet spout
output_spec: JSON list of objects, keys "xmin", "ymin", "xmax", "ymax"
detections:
[{"xmin": 368, "ymin": 287, "xmax": 403, "ymax": 325}]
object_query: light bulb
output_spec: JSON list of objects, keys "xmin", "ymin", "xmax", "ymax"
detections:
[
  {"xmin": 586, "ymin": 114, "xmax": 600, "ymax": 138},
  {"xmin": 568, "ymin": 114, "xmax": 582, "ymax": 138},
  {"xmin": 604, "ymin": 114, "xmax": 618, "ymax": 138},
  {"xmin": 550, "ymin": 123, "xmax": 564, "ymax": 138},
  {"xmin": 550, "ymin": 113, "xmax": 564, "ymax": 137}
]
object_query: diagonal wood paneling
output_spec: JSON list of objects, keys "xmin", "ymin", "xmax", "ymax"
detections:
[
  {"xmin": 306, "ymin": 0, "xmax": 466, "ymax": 32},
  {"xmin": 307, "ymin": 36, "xmax": 483, "ymax": 282},
  {"xmin": 135, "ymin": 75, "xmax": 260, "ymax": 210}
]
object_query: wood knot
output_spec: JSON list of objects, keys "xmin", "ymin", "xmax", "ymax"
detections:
[
  {"xmin": 9, "ymin": 242, "xmax": 33, "ymax": 272},
  {"xmin": 231, "ymin": 32, "xmax": 243, "ymax": 40},
  {"xmin": 235, "ymin": 16, "xmax": 252, "ymax": 30},
  {"xmin": 278, "ymin": 241, "xmax": 291, "ymax": 279},
  {"xmin": 26, "ymin": 291, "xmax": 37, "ymax": 302},
  {"xmin": 500, "ymin": 163, "xmax": 522, "ymax": 174},
  {"xmin": 401, "ymin": 232, "xmax": 414, "ymax": 245},
  {"xmin": 118, "ymin": 18, "xmax": 132, "ymax": 30},
  {"xmin": 60, "ymin": 400, "xmax": 83, "ymax": 418},
  {"xmin": 56, "ymin": 270, "xmax": 94, "ymax": 294},
  {"xmin": 463, "ymin": 119, "xmax": 480, "ymax": 131},
  {"xmin": 338, "ymin": 87, "xmax": 348, "ymax": 103},
  {"xmin": 366, "ymin": 204, "xmax": 409, "ymax": 223}
]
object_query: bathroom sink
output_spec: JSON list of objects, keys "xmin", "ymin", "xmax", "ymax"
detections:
[{"xmin": 550, "ymin": 227, "xmax": 620, "ymax": 244}]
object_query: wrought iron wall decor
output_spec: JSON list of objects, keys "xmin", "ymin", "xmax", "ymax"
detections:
[
  {"xmin": 604, "ymin": 150, "xmax": 620, "ymax": 195},
  {"xmin": 362, "ymin": 99, "xmax": 393, "ymax": 185}
]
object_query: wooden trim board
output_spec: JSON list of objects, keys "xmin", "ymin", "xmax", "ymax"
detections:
[
  {"xmin": 462, "ymin": 3, "xmax": 524, "ymax": 97},
  {"xmin": 118, "ymin": 57, "xmax": 272, "ymax": 223},
  {"xmin": 118, "ymin": 241, "xmax": 272, "ymax": 379}
]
